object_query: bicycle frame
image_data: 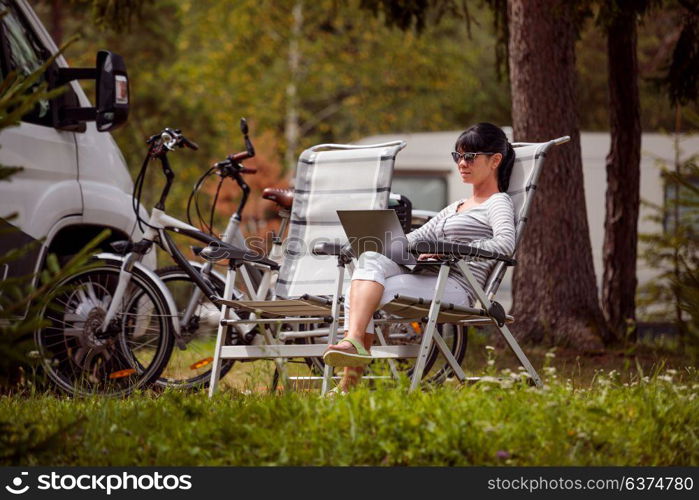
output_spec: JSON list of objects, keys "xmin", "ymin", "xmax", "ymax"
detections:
[
  {"xmin": 100, "ymin": 206, "xmax": 276, "ymax": 338},
  {"xmin": 100, "ymin": 144, "xmax": 276, "ymax": 342},
  {"xmin": 174, "ymin": 162, "xmax": 284, "ymax": 331},
  {"xmin": 175, "ymin": 208, "xmax": 277, "ymax": 331}
]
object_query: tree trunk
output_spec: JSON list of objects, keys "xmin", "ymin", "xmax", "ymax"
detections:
[
  {"xmin": 508, "ymin": 0, "xmax": 609, "ymax": 350},
  {"xmin": 601, "ymin": 11, "xmax": 641, "ymax": 342},
  {"xmin": 51, "ymin": 0, "xmax": 63, "ymax": 46},
  {"xmin": 284, "ymin": 1, "xmax": 303, "ymax": 177}
]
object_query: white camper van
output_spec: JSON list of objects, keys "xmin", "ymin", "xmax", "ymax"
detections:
[{"xmin": 0, "ymin": 0, "xmax": 146, "ymax": 301}]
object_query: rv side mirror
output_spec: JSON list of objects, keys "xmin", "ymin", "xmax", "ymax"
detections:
[
  {"xmin": 57, "ymin": 50, "xmax": 130, "ymax": 132},
  {"xmin": 95, "ymin": 50, "xmax": 129, "ymax": 131}
]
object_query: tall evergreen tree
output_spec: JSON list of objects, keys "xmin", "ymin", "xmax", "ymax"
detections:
[
  {"xmin": 599, "ymin": 1, "xmax": 648, "ymax": 342},
  {"xmin": 507, "ymin": 0, "xmax": 608, "ymax": 349}
]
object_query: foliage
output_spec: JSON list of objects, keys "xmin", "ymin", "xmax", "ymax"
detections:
[
  {"xmin": 358, "ymin": 0, "xmax": 461, "ymax": 33},
  {"xmin": 0, "ymin": 24, "xmax": 60, "ymax": 387},
  {"xmin": 0, "ymin": 367, "xmax": 696, "ymax": 465},
  {"xmin": 73, "ymin": 0, "xmax": 151, "ymax": 33},
  {"xmin": 655, "ymin": 0, "xmax": 699, "ymax": 106},
  {"xmin": 0, "ymin": 230, "xmax": 109, "ymax": 391},
  {"xmin": 0, "ymin": 29, "xmax": 107, "ymax": 390},
  {"xmin": 638, "ymin": 122, "xmax": 699, "ymax": 355}
]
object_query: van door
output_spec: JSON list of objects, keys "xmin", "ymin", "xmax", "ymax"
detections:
[{"xmin": 0, "ymin": 0, "xmax": 81, "ymax": 279}]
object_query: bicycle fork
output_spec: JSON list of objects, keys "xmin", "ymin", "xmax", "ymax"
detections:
[{"xmin": 100, "ymin": 252, "xmax": 140, "ymax": 335}]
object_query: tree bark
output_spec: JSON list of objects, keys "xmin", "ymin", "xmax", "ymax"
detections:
[
  {"xmin": 602, "ymin": 10, "xmax": 641, "ymax": 342},
  {"xmin": 284, "ymin": 1, "xmax": 303, "ymax": 178},
  {"xmin": 508, "ymin": 0, "xmax": 609, "ymax": 350},
  {"xmin": 51, "ymin": 0, "xmax": 63, "ymax": 46}
]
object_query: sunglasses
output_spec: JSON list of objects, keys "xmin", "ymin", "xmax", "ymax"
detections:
[{"xmin": 451, "ymin": 151, "xmax": 495, "ymax": 164}]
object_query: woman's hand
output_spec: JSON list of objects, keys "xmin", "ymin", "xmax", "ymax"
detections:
[{"xmin": 417, "ymin": 253, "xmax": 444, "ymax": 261}]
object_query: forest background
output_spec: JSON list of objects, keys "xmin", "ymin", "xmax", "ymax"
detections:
[{"xmin": 34, "ymin": 0, "xmax": 694, "ymax": 224}]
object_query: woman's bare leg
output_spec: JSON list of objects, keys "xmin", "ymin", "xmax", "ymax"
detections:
[
  {"xmin": 326, "ymin": 279, "xmax": 382, "ymax": 390},
  {"xmin": 338, "ymin": 333, "xmax": 375, "ymax": 392},
  {"xmin": 345, "ymin": 279, "xmax": 383, "ymax": 343}
]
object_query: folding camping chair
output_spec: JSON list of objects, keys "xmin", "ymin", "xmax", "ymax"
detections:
[
  {"xmin": 376, "ymin": 135, "xmax": 572, "ymax": 390},
  {"xmin": 206, "ymin": 140, "xmax": 410, "ymax": 396}
]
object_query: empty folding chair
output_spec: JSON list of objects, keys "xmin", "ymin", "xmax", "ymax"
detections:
[{"xmin": 206, "ymin": 141, "xmax": 410, "ymax": 396}]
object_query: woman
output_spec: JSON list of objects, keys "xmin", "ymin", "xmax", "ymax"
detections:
[{"xmin": 323, "ymin": 122, "xmax": 517, "ymax": 392}]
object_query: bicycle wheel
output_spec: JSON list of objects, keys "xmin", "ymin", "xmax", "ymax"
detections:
[
  {"xmin": 154, "ymin": 265, "xmax": 248, "ymax": 389},
  {"xmin": 36, "ymin": 260, "xmax": 174, "ymax": 397},
  {"xmin": 303, "ymin": 318, "xmax": 467, "ymax": 385}
]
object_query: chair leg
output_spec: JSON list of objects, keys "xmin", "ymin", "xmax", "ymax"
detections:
[
  {"xmin": 410, "ymin": 264, "xmax": 449, "ymax": 392},
  {"xmin": 264, "ymin": 322, "xmax": 289, "ymax": 391},
  {"xmin": 456, "ymin": 261, "xmax": 542, "ymax": 388},
  {"xmin": 374, "ymin": 324, "xmax": 400, "ymax": 381},
  {"xmin": 431, "ymin": 327, "xmax": 467, "ymax": 382},
  {"xmin": 322, "ymin": 262, "xmax": 345, "ymax": 395},
  {"xmin": 494, "ymin": 322, "xmax": 543, "ymax": 388},
  {"xmin": 208, "ymin": 267, "xmax": 237, "ymax": 398}
]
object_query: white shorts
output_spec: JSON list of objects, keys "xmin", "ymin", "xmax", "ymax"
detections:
[{"xmin": 345, "ymin": 251, "xmax": 472, "ymax": 334}]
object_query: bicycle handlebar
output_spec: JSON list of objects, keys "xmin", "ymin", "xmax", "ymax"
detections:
[
  {"xmin": 221, "ymin": 117, "xmax": 256, "ymax": 163},
  {"xmin": 182, "ymin": 118, "xmax": 256, "ymax": 235},
  {"xmin": 180, "ymin": 135, "xmax": 199, "ymax": 150},
  {"xmin": 147, "ymin": 128, "xmax": 199, "ymax": 155},
  {"xmin": 212, "ymin": 159, "xmax": 258, "ymax": 177},
  {"xmin": 213, "ymin": 117, "xmax": 257, "ymax": 176}
]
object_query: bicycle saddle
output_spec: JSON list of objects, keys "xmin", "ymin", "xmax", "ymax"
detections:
[
  {"xmin": 262, "ymin": 187, "xmax": 294, "ymax": 209},
  {"xmin": 199, "ymin": 242, "xmax": 280, "ymax": 270}
]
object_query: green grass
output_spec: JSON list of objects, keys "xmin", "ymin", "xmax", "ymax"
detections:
[{"xmin": 1, "ymin": 364, "xmax": 697, "ymax": 466}]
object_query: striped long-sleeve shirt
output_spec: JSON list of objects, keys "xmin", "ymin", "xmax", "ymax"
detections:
[{"xmin": 406, "ymin": 192, "xmax": 516, "ymax": 300}]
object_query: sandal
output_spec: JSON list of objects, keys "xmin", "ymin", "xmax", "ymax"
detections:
[
  {"xmin": 324, "ymin": 386, "xmax": 348, "ymax": 398},
  {"xmin": 322, "ymin": 338, "xmax": 372, "ymax": 367},
  {"xmin": 323, "ymin": 368, "xmax": 363, "ymax": 398}
]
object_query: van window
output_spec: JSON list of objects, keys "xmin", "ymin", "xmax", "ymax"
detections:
[
  {"xmin": 392, "ymin": 174, "xmax": 448, "ymax": 212},
  {"xmin": 0, "ymin": 0, "xmax": 52, "ymax": 125}
]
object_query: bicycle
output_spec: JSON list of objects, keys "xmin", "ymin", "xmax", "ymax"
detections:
[
  {"xmin": 154, "ymin": 120, "xmax": 278, "ymax": 389},
  {"xmin": 35, "ymin": 124, "xmax": 277, "ymax": 395}
]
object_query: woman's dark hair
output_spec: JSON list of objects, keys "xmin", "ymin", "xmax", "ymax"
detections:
[{"xmin": 455, "ymin": 122, "xmax": 515, "ymax": 192}]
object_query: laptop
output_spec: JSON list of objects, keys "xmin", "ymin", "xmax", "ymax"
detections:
[{"xmin": 336, "ymin": 209, "xmax": 418, "ymax": 266}]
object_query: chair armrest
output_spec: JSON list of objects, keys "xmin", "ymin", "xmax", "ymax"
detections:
[
  {"xmin": 312, "ymin": 242, "xmax": 355, "ymax": 259},
  {"xmin": 409, "ymin": 240, "xmax": 516, "ymax": 265}
]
